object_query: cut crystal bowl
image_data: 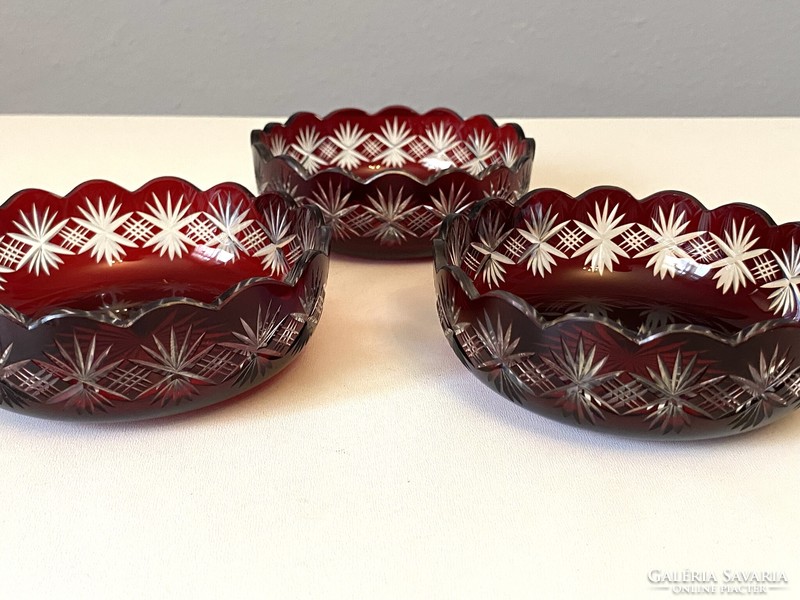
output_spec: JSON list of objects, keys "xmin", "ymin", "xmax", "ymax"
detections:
[
  {"xmin": 435, "ymin": 186, "xmax": 800, "ymax": 439},
  {"xmin": 0, "ymin": 177, "xmax": 330, "ymax": 421},
  {"xmin": 252, "ymin": 106, "xmax": 534, "ymax": 258}
]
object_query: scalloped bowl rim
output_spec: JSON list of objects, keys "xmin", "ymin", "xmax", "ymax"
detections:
[
  {"xmin": 251, "ymin": 106, "xmax": 536, "ymax": 185},
  {"xmin": 434, "ymin": 185, "xmax": 800, "ymax": 347},
  {"xmin": 0, "ymin": 177, "xmax": 332, "ymax": 330}
]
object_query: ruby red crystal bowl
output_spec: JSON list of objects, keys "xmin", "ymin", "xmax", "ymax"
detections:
[
  {"xmin": 251, "ymin": 107, "xmax": 534, "ymax": 259},
  {"xmin": 435, "ymin": 186, "xmax": 800, "ymax": 439},
  {"xmin": 0, "ymin": 177, "xmax": 330, "ymax": 421}
]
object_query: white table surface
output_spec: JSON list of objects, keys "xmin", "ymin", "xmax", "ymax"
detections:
[{"xmin": 0, "ymin": 116, "xmax": 799, "ymax": 600}]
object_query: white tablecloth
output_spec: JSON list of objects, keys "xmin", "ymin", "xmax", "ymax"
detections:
[{"xmin": 0, "ymin": 116, "xmax": 799, "ymax": 599}]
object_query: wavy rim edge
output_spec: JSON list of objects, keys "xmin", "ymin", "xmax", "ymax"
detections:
[
  {"xmin": 434, "ymin": 185, "xmax": 800, "ymax": 347},
  {"xmin": 250, "ymin": 106, "xmax": 536, "ymax": 185},
  {"xmin": 0, "ymin": 177, "xmax": 332, "ymax": 331}
]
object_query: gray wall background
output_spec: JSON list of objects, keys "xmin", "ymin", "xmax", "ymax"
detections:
[{"xmin": 1, "ymin": 0, "xmax": 798, "ymax": 117}]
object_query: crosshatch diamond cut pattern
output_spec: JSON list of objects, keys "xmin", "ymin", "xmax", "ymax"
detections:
[
  {"xmin": 0, "ymin": 236, "xmax": 26, "ymax": 270},
  {"xmin": 184, "ymin": 214, "xmax": 218, "ymax": 245},
  {"xmin": 10, "ymin": 366, "xmax": 59, "ymax": 397},
  {"xmin": 600, "ymin": 377, "xmax": 648, "ymax": 413},
  {"xmin": 58, "ymin": 224, "xmax": 91, "ymax": 252},
  {"xmin": 121, "ymin": 217, "xmax": 153, "ymax": 243},
  {"xmin": 555, "ymin": 225, "xmax": 587, "ymax": 254}
]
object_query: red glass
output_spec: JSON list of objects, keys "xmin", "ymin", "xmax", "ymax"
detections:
[
  {"xmin": 0, "ymin": 177, "xmax": 330, "ymax": 421},
  {"xmin": 435, "ymin": 186, "xmax": 800, "ymax": 439},
  {"xmin": 252, "ymin": 106, "xmax": 534, "ymax": 258}
]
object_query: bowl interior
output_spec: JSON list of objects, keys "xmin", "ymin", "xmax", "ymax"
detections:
[
  {"xmin": 0, "ymin": 179, "xmax": 316, "ymax": 321},
  {"xmin": 256, "ymin": 107, "xmax": 531, "ymax": 179},
  {"xmin": 444, "ymin": 188, "xmax": 800, "ymax": 337},
  {"xmin": 510, "ymin": 261, "xmax": 765, "ymax": 335}
]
